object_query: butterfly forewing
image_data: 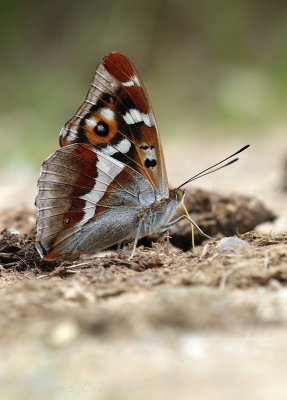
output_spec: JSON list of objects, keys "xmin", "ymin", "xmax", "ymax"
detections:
[{"xmin": 59, "ymin": 52, "xmax": 169, "ymax": 200}]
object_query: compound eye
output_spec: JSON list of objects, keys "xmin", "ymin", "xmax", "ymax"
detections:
[{"xmin": 175, "ymin": 189, "xmax": 183, "ymax": 203}]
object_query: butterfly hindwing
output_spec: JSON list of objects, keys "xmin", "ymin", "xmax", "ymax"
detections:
[{"xmin": 36, "ymin": 143, "xmax": 156, "ymax": 259}]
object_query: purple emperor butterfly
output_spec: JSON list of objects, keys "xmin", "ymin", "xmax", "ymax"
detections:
[{"xmin": 35, "ymin": 52, "xmax": 249, "ymax": 260}]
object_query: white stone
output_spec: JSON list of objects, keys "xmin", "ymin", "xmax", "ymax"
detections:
[{"xmin": 216, "ymin": 237, "xmax": 250, "ymax": 252}]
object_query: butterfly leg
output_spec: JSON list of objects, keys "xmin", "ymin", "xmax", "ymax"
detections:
[
  {"xmin": 162, "ymin": 215, "xmax": 215, "ymax": 240},
  {"xmin": 128, "ymin": 220, "xmax": 143, "ymax": 261},
  {"xmin": 117, "ymin": 240, "xmax": 125, "ymax": 252},
  {"xmin": 166, "ymin": 228, "xmax": 170, "ymax": 254}
]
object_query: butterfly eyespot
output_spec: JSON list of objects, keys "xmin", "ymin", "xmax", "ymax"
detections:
[
  {"xmin": 144, "ymin": 158, "xmax": 157, "ymax": 168},
  {"xmin": 94, "ymin": 121, "xmax": 109, "ymax": 137},
  {"xmin": 65, "ymin": 216, "xmax": 71, "ymax": 224}
]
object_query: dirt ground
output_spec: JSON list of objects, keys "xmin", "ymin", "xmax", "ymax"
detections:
[{"xmin": 0, "ymin": 133, "xmax": 287, "ymax": 400}]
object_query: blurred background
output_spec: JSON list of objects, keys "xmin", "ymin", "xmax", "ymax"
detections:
[{"xmin": 1, "ymin": 0, "xmax": 287, "ymax": 170}]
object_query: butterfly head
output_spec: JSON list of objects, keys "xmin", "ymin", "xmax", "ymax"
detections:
[{"xmin": 174, "ymin": 188, "xmax": 186, "ymax": 204}]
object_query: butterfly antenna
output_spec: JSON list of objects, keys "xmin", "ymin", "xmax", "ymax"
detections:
[
  {"xmin": 185, "ymin": 158, "xmax": 239, "ymax": 183},
  {"xmin": 178, "ymin": 144, "xmax": 250, "ymax": 189}
]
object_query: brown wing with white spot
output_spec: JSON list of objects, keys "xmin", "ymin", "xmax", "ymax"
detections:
[{"xmin": 59, "ymin": 52, "xmax": 169, "ymax": 199}]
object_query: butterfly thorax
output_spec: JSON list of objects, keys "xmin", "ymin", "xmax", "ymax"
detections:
[{"xmin": 139, "ymin": 189, "xmax": 181, "ymax": 237}]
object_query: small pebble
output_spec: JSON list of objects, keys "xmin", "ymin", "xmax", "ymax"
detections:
[
  {"xmin": 5, "ymin": 228, "xmax": 20, "ymax": 238},
  {"xmin": 216, "ymin": 237, "xmax": 250, "ymax": 252}
]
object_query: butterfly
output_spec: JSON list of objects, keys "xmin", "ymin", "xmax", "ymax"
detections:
[{"xmin": 35, "ymin": 52, "xmax": 249, "ymax": 261}]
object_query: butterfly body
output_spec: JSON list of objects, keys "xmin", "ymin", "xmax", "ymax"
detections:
[{"xmin": 36, "ymin": 52, "xmax": 183, "ymax": 261}]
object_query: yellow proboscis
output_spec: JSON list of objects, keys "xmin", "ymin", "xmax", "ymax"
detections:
[
  {"xmin": 181, "ymin": 202, "xmax": 195, "ymax": 251},
  {"xmin": 175, "ymin": 189, "xmax": 195, "ymax": 251}
]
